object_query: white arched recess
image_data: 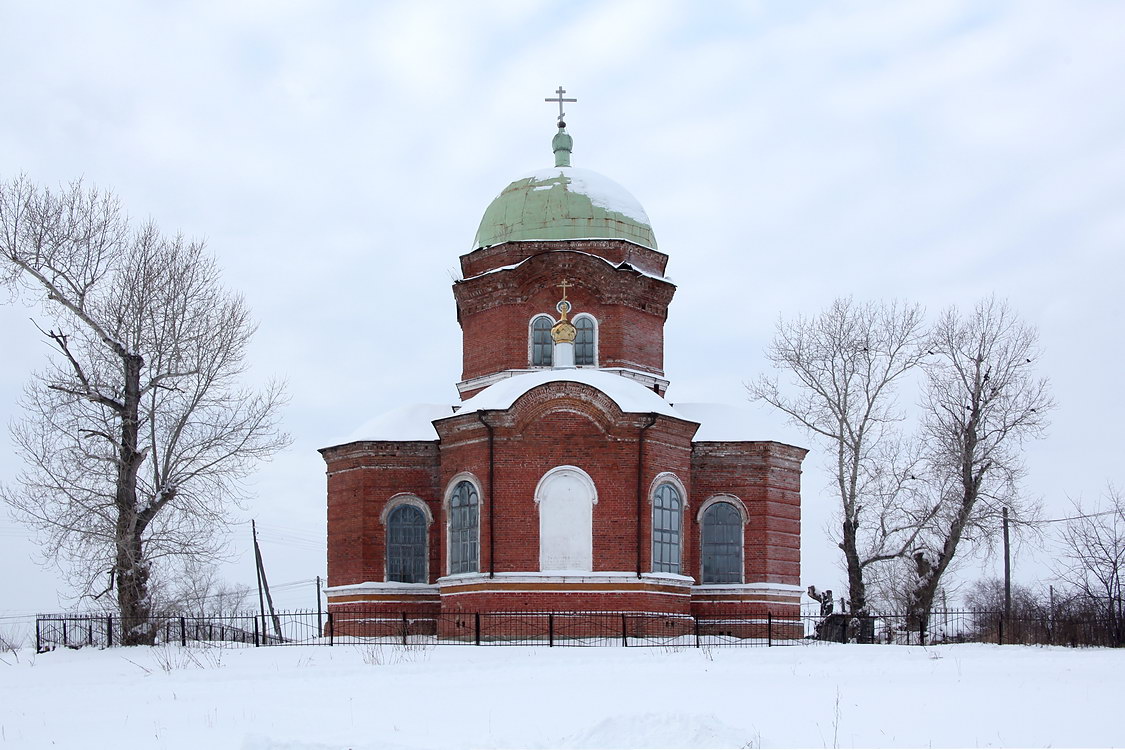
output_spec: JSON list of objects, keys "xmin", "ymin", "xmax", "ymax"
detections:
[{"xmin": 535, "ymin": 466, "xmax": 598, "ymax": 572}]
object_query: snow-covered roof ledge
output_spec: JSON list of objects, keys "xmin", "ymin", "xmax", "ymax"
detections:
[
  {"xmin": 327, "ymin": 403, "xmax": 455, "ymax": 446},
  {"xmin": 446, "ymin": 369, "xmax": 685, "ymax": 420},
  {"xmin": 671, "ymin": 403, "xmax": 765, "ymax": 442},
  {"xmin": 323, "ymin": 581, "xmax": 440, "ymax": 595}
]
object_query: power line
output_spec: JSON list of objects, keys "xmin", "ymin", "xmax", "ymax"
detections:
[{"xmin": 1038, "ymin": 509, "xmax": 1119, "ymax": 525}]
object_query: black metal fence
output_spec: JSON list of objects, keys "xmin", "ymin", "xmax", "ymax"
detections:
[
  {"xmin": 805, "ymin": 609, "xmax": 1124, "ymax": 647},
  {"xmin": 34, "ymin": 608, "xmax": 1123, "ymax": 652}
]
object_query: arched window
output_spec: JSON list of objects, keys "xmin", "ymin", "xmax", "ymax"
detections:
[
  {"xmin": 531, "ymin": 316, "xmax": 554, "ymax": 367},
  {"xmin": 701, "ymin": 502, "xmax": 742, "ymax": 584},
  {"xmin": 574, "ymin": 315, "xmax": 596, "ymax": 366},
  {"xmin": 386, "ymin": 504, "xmax": 427, "ymax": 583},
  {"xmin": 652, "ymin": 483, "xmax": 682, "ymax": 574},
  {"xmin": 449, "ymin": 480, "xmax": 479, "ymax": 575}
]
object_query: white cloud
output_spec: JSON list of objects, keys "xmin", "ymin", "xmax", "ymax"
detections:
[{"xmin": 1, "ymin": 0, "xmax": 1123, "ymax": 611}]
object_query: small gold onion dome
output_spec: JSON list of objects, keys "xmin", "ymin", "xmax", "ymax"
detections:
[
  {"xmin": 551, "ymin": 296, "xmax": 576, "ymax": 343},
  {"xmin": 551, "ymin": 318, "xmax": 576, "ymax": 343}
]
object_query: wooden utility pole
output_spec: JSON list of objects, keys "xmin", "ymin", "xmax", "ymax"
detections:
[
  {"xmin": 252, "ymin": 519, "xmax": 283, "ymax": 641},
  {"xmin": 1002, "ymin": 506, "xmax": 1012, "ymax": 623},
  {"xmin": 316, "ymin": 575, "xmax": 323, "ymax": 634}
]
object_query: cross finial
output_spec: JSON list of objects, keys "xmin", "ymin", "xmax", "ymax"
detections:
[
  {"xmin": 555, "ymin": 278, "xmax": 574, "ymax": 321},
  {"xmin": 545, "ymin": 86, "xmax": 576, "ymax": 127}
]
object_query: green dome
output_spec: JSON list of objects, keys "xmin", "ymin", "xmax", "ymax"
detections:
[{"xmin": 472, "ymin": 166, "xmax": 658, "ymax": 250}]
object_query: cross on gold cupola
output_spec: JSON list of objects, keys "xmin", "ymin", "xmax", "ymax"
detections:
[{"xmin": 550, "ymin": 279, "xmax": 577, "ymax": 369}]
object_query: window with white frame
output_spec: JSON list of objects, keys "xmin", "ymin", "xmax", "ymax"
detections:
[
  {"xmin": 574, "ymin": 315, "xmax": 596, "ymax": 366},
  {"xmin": 449, "ymin": 481, "xmax": 479, "ymax": 574},
  {"xmin": 701, "ymin": 501, "xmax": 742, "ymax": 584},
  {"xmin": 531, "ymin": 316, "xmax": 554, "ymax": 367},
  {"xmin": 652, "ymin": 482, "xmax": 682, "ymax": 574},
  {"xmin": 386, "ymin": 503, "xmax": 427, "ymax": 583}
]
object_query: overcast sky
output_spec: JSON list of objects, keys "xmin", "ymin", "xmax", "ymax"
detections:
[{"xmin": 2, "ymin": 1, "xmax": 1123, "ymax": 615}]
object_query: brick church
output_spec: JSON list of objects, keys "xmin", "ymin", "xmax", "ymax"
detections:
[{"xmin": 321, "ymin": 100, "xmax": 807, "ymax": 629}]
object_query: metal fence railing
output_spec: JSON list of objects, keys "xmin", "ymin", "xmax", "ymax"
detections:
[{"xmin": 33, "ymin": 609, "xmax": 1123, "ymax": 652}]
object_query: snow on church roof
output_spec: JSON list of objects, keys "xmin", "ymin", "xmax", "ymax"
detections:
[
  {"xmin": 341, "ymin": 402, "xmax": 455, "ymax": 443},
  {"xmin": 331, "ymin": 384, "xmax": 769, "ymax": 447},
  {"xmin": 450, "ymin": 369, "xmax": 682, "ymax": 420},
  {"xmin": 670, "ymin": 402, "xmax": 763, "ymax": 442}
]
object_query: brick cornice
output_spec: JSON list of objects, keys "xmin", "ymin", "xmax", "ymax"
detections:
[
  {"xmin": 453, "ymin": 250, "xmax": 675, "ymax": 320},
  {"xmin": 460, "ymin": 239, "xmax": 670, "ymax": 278}
]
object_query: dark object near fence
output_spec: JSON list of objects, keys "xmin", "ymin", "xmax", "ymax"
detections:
[{"xmin": 813, "ymin": 614, "xmax": 877, "ymax": 643}]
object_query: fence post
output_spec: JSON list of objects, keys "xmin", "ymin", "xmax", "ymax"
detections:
[
  {"xmin": 62, "ymin": 620, "xmax": 68, "ymax": 648},
  {"xmin": 253, "ymin": 616, "xmax": 260, "ymax": 647},
  {"xmin": 768, "ymin": 612, "xmax": 773, "ymax": 647},
  {"xmin": 88, "ymin": 619, "xmax": 94, "ymax": 646},
  {"xmin": 694, "ymin": 617, "xmax": 700, "ymax": 648},
  {"xmin": 474, "ymin": 613, "xmax": 481, "ymax": 646},
  {"xmin": 107, "ymin": 616, "xmax": 113, "ymax": 648},
  {"xmin": 621, "ymin": 613, "xmax": 628, "ymax": 647},
  {"xmin": 328, "ymin": 612, "xmax": 334, "ymax": 646},
  {"xmin": 180, "ymin": 617, "xmax": 187, "ymax": 647},
  {"xmin": 549, "ymin": 613, "xmax": 554, "ymax": 647},
  {"xmin": 402, "ymin": 612, "xmax": 408, "ymax": 646},
  {"xmin": 35, "ymin": 618, "xmax": 41, "ymax": 653}
]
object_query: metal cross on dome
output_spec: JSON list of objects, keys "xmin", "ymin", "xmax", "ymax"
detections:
[{"xmin": 545, "ymin": 86, "xmax": 576, "ymax": 126}]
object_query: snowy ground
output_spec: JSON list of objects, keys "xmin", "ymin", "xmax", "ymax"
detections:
[{"xmin": 0, "ymin": 641, "xmax": 1119, "ymax": 749}]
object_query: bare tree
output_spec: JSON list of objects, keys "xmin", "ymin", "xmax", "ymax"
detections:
[
  {"xmin": 0, "ymin": 176, "xmax": 288, "ymax": 644},
  {"xmin": 962, "ymin": 576, "xmax": 1045, "ymax": 617},
  {"xmin": 749, "ymin": 298, "xmax": 933, "ymax": 616},
  {"xmin": 165, "ymin": 559, "xmax": 252, "ymax": 617},
  {"xmin": 907, "ymin": 297, "xmax": 1052, "ymax": 633},
  {"xmin": 1054, "ymin": 485, "xmax": 1124, "ymax": 643}
]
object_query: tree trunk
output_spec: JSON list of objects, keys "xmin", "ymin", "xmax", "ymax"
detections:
[
  {"xmin": 841, "ymin": 518, "xmax": 867, "ymax": 616},
  {"xmin": 907, "ymin": 560, "xmax": 940, "ymax": 638},
  {"xmin": 114, "ymin": 353, "xmax": 153, "ymax": 646},
  {"xmin": 908, "ymin": 484, "xmax": 976, "ymax": 639}
]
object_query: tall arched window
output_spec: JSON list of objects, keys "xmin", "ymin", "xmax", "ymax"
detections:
[
  {"xmin": 574, "ymin": 315, "xmax": 596, "ymax": 366},
  {"xmin": 531, "ymin": 316, "xmax": 554, "ymax": 367},
  {"xmin": 652, "ymin": 483, "xmax": 682, "ymax": 574},
  {"xmin": 701, "ymin": 502, "xmax": 742, "ymax": 584},
  {"xmin": 386, "ymin": 504, "xmax": 427, "ymax": 583},
  {"xmin": 449, "ymin": 481, "xmax": 479, "ymax": 574}
]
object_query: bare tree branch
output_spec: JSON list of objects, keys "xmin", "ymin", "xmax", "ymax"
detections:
[
  {"xmin": 748, "ymin": 297, "xmax": 930, "ymax": 616},
  {"xmin": 906, "ymin": 296, "xmax": 1053, "ymax": 632},
  {"xmin": 0, "ymin": 175, "xmax": 289, "ymax": 642}
]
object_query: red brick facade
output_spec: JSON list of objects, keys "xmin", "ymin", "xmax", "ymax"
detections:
[
  {"xmin": 454, "ymin": 244, "xmax": 674, "ymax": 392},
  {"xmin": 321, "ymin": 165, "xmax": 808, "ymax": 630}
]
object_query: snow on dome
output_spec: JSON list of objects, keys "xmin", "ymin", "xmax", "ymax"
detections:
[
  {"xmin": 671, "ymin": 402, "xmax": 764, "ymax": 442},
  {"xmin": 472, "ymin": 166, "xmax": 657, "ymax": 250},
  {"xmin": 340, "ymin": 402, "xmax": 455, "ymax": 443},
  {"xmin": 523, "ymin": 167, "xmax": 651, "ymax": 224},
  {"xmin": 450, "ymin": 370, "xmax": 683, "ymax": 420}
]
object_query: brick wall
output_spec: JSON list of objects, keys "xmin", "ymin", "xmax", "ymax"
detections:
[
  {"xmin": 454, "ymin": 248, "xmax": 674, "ymax": 385},
  {"xmin": 689, "ymin": 441, "xmax": 808, "ymax": 587},
  {"xmin": 321, "ymin": 441, "xmax": 441, "ymax": 587}
]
